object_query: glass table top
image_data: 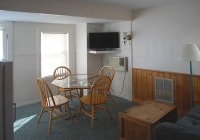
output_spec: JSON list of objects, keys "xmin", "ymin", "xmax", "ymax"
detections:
[{"xmin": 51, "ymin": 74, "xmax": 100, "ymax": 89}]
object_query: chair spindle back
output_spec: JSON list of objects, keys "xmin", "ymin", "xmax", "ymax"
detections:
[
  {"xmin": 36, "ymin": 78, "xmax": 55, "ymax": 107},
  {"xmin": 53, "ymin": 66, "xmax": 71, "ymax": 80},
  {"xmin": 99, "ymin": 66, "xmax": 115, "ymax": 81},
  {"xmin": 89, "ymin": 76, "xmax": 111, "ymax": 104}
]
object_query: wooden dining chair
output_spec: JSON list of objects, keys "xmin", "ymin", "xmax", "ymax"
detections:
[
  {"xmin": 36, "ymin": 78, "xmax": 74, "ymax": 133},
  {"xmin": 53, "ymin": 66, "xmax": 79, "ymax": 111},
  {"xmin": 77, "ymin": 76, "xmax": 113, "ymax": 129},
  {"xmin": 99, "ymin": 65, "xmax": 115, "ymax": 105}
]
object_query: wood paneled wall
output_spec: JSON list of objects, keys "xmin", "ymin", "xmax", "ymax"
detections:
[{"xmin": 132, "ymin": 68, "xmax": 200, "ymax": 115}]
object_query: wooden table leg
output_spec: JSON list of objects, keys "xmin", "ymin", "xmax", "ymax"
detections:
[{"xmin": 79, "ymin": 89, "xmax": 83, "ymax": 97}]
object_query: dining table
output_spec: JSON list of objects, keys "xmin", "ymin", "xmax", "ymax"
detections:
[
  {"xmin": 51, "ymin": 74, "xmax": 101, "ymax": 98},
  {"xmin": 51, "ymin": 74, "xmax": 101, "ymax": 118}
]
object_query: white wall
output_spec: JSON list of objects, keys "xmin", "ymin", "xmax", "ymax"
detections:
[
  {"xmin": 103, "ymin": 21, "xmax": 132, "ymax": 101},
  {"xmin": 13, "ymin": 22, "xmax": 76, "ymax": 107},
  {"xmin": 76, "ymin": 23, "xmax": 104, "ymax": 75},
  {"xmin": 76, "ymin": 23, "xmax": 104, "ymax": 95},
  {"xmin": 76, "ymin": 23, "xmax": 87, "ymax": 74},
  {"xmin": 87, "ymin": 23, "xmax": 104, "ymax": 74},
  {"xmin": 132, "ymin": 0, "xmax": 200, "ymax": 74}
]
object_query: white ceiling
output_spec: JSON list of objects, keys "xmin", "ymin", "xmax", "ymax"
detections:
[
  {"xmin": 0, "ymin": 0, "xmax": 189, "ymax": 24},
  {"xmin": 0, "ymin": 10, "xmax": 120, "ymax": 24},
  {"xmin": 72, "ymin": 0, "xmax": 188, "ymax": 10}
]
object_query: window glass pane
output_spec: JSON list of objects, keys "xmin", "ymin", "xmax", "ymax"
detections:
[
  {"xmin": 0, "ymin": 30, "xmax": 3, "ymax": 60},
  {"xmin": 41, "ymin": 33, "xmax": 68, "ymax": 77}
]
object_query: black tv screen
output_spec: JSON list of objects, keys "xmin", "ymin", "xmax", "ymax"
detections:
[{"xmin": 89, "ymin": 32, "xmax": 119, "ymax": 50}]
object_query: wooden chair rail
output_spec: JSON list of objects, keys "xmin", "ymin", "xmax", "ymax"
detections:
[{"xmin": 132, "ymin": 68, "xmax": 200, "ymax": 115}]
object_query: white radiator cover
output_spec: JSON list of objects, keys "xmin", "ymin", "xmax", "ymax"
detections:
[{"xmin": 155, "ymin": 77, "xmax": 174, "ymax": 104}]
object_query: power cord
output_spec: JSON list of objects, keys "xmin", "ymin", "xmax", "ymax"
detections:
[{"xmin": 118, "ymin": 71, "xmax": 127, "ymax": 97}]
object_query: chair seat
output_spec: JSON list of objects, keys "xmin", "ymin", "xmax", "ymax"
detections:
[
  {"xmin": 80, "ymin": 93, "xmax": 107, "ymax": 105},
  {"xmin": 43, "ymin": 95, "xmax": 69, "ymax": 107}
]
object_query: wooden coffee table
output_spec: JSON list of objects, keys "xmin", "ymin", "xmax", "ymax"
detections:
[{"xmin": 118, "ymin": 100, "xmax": 177, "ymax": 140}]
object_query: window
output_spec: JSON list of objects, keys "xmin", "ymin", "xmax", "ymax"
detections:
[
  {"xmin": 41, "ymin": 33, "xmax": 69, "ymax": 77},
  {"xmin": 0, "ymin": 30, "xmax": 3, "ymax": 60}
]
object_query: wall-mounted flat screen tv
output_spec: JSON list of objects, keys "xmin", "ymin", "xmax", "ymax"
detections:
[{"xmin": 89, "ymin": 32, "xmax": 119, "ymax": 50}]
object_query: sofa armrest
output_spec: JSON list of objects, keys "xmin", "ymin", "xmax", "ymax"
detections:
[{"xmin": 153, "ymin": 122, "xmax": 200, "ymax": 140}]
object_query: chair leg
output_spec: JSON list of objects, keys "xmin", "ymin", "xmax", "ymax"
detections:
[
  {"xmin": 77, "ymin": 102, "xmax": 83, "ymax": 120},
  {"xmin": 70, "ymin": 90, "xmax": 73, "ymax": 101},
  {"xmin": 91, "ymin": 105, "xmax": 95, "ymax": 130},
  {"xmin": 37, "ymin": 107, "xmax": 44, "ymax": 123},
  {"xmin": 48, "ymin": 108, "xmax": 53, "ymax": 134},
  {"xmin": 59, "ymin": 106, "xmax": 62, "ymax": 112},
  {"xmin": 105, "ymin": 102, "xmax": 113, "ymax": 120},
  {"xmin": 76, "ymin": 89, "xmax": 80, "ymax": 98},
  {"xmin": 108, "ymin": 90, "xmax": 116, "ymax": 105},
  {"xmin": 64, "ymin": 91, "xmax": 67, "ymax": 112},
  {"xmin": 66, "ymin": 103, "xmax": 74, "ymax": 124}
]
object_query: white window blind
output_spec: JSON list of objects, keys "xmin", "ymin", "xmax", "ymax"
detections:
[
  {"xmin": 41, "ymin": 33, "xmax": 69, "ymax": 77},
  {"xmin": 0, "ymin": 30, "xmax": 3, "ymax": 60}
]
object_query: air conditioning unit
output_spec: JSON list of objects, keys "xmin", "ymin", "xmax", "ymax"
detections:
[
  {"xmin": 155, "ymin": 77, "xmax": 174, "ymax": 104},
  {"xmin": 107, "ymin": 57, "xmax": 128, "ymax": 71}
]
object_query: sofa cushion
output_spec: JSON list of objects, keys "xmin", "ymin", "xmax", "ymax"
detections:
[
  {"xmin": 186, "ymin": 105, "xmax": 200, "ymax": 120},
  {"xmin": 175, "ymin": 116, "xmax": 200, "ymax": 131},
  {"xmin": 153, "ymin": 122, "xmax": 200, "ymax": 140},
  {"xmin": 153, "ymin": 105, "xmax": 200, "ymax": 140}
]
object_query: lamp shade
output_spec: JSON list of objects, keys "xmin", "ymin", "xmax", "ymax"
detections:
[
  {"xmin": 122, "ymin": 32, "xmax": 127, "ymax": 39},
  {"xmin": 178, "ymin": 44, "xmax": 200, "ymax": 61}
]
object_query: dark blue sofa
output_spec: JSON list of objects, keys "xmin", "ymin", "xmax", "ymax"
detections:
[{"xmin": 153, "ymin": 105, "xmax": 200, "ymax": 140}]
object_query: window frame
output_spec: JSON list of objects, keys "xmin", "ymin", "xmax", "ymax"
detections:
[
  {"xmin": 0, "ymin": 27, "xmax": 8, "ymax": 60},
  {"xmin": 40, "ymin": 32, "xmax": 70, "ymax": 78},
  {"xmin": 0, "ymin": 29, "xmax": 3, "ymax": 60}
]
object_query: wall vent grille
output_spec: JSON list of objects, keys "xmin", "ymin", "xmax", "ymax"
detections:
[{"xmin": 155, "ymin": 77, "xmax": 174, "ymax": 104}]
